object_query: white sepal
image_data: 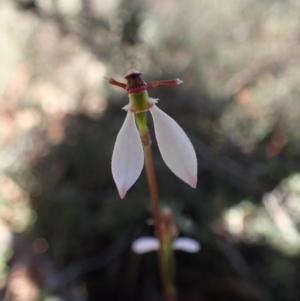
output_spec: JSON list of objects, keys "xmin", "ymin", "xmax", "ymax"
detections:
[
  {"xmin": 172, "ymin": 238, "xmax": 200, "ymax": 253},
  {"xmin": 150, "ymin": 105, "xmax": 198, "ymax": 188},
  {"xmin": 111, "ymin": 111, "xmax": 144, "ymax": 198},
  {"xmin": 132, "ymin": 237, "xmax": 160, "ymax": 254}
]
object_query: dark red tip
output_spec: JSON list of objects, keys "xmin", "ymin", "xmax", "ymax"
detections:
[{"xmin": 124, "ymin": 69, "xmax": 142, "ymax": 79}]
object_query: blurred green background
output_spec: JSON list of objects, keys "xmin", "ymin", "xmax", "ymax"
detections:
[{"xmin": 1, "ymin": 0, "xmax": 300, "ymax": 300}]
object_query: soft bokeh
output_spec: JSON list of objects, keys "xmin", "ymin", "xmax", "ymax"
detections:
[{"xmin": 1, "ymin": 0, "xmax": 300, "ymax": 300}]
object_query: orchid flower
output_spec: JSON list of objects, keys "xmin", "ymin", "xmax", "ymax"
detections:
[
  {"xmin": 132, "ymin": 208, "xmax": 200, "ymax": 254},
  {"xmin": 108, "ymin": 69, "xmax": 197, "ymax": 198}
]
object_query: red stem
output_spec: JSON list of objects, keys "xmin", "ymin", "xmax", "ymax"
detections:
[{"xmin": 142, "ymin": 132, "xmax": 177, "ymax": 301}]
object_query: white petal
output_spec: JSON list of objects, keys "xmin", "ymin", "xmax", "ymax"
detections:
[
  {"xmin": 111, "ymin": 111, "xmax": 144, "ymax": 198},
  {"xmin": 148, "ymin": 97, "xmax": 158, "ymax": 106},
  {"xmin": 172, "ymin": 238, "xmax": 200, "ymax": 253},
  {"xmin": 132, "ymin": 237, "xmax": 160, "ymax": 254},
  {"xmin": 150, "ymin": 105, "xmax": 197, "ymax": 187}
]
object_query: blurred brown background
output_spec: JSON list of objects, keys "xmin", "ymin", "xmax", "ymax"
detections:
[{"xmin": 1, "ymin": 0, "xmax": 300, "ymax": 300}]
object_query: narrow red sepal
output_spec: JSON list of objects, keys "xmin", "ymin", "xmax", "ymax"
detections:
[
  {"xmin": 107, "ymin": 77, "xmax": 127, "ymax": 90},
  {"xmin": 147, "ymin": 79, "xmax": 182, "ymax": 90}
]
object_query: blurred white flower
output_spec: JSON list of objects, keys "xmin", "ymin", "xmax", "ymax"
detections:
[{"xmin": 132, "ymin": 236, "xmax": 200, "ymax": 254}]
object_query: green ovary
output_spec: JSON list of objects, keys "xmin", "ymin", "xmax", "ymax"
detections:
[{"xmin": 129, "ymin": 91, "xmax": 149, "ymax": 112}]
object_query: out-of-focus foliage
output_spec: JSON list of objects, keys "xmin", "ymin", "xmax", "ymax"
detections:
[{"xmin": 1, "ymin": 0, "xmax": 300, "ymax": 300}]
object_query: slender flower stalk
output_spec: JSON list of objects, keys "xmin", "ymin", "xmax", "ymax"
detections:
[
  {"xmin": 108, "ymin": 70, "xmax": 198, "ymax": 301},
  {"xmin": 137, "ymin": 119, "xmax": 176, "ymax": 301},
  {"xmin": 159, "ymin": 208, "xmax": 178, "ymax": 300}
]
